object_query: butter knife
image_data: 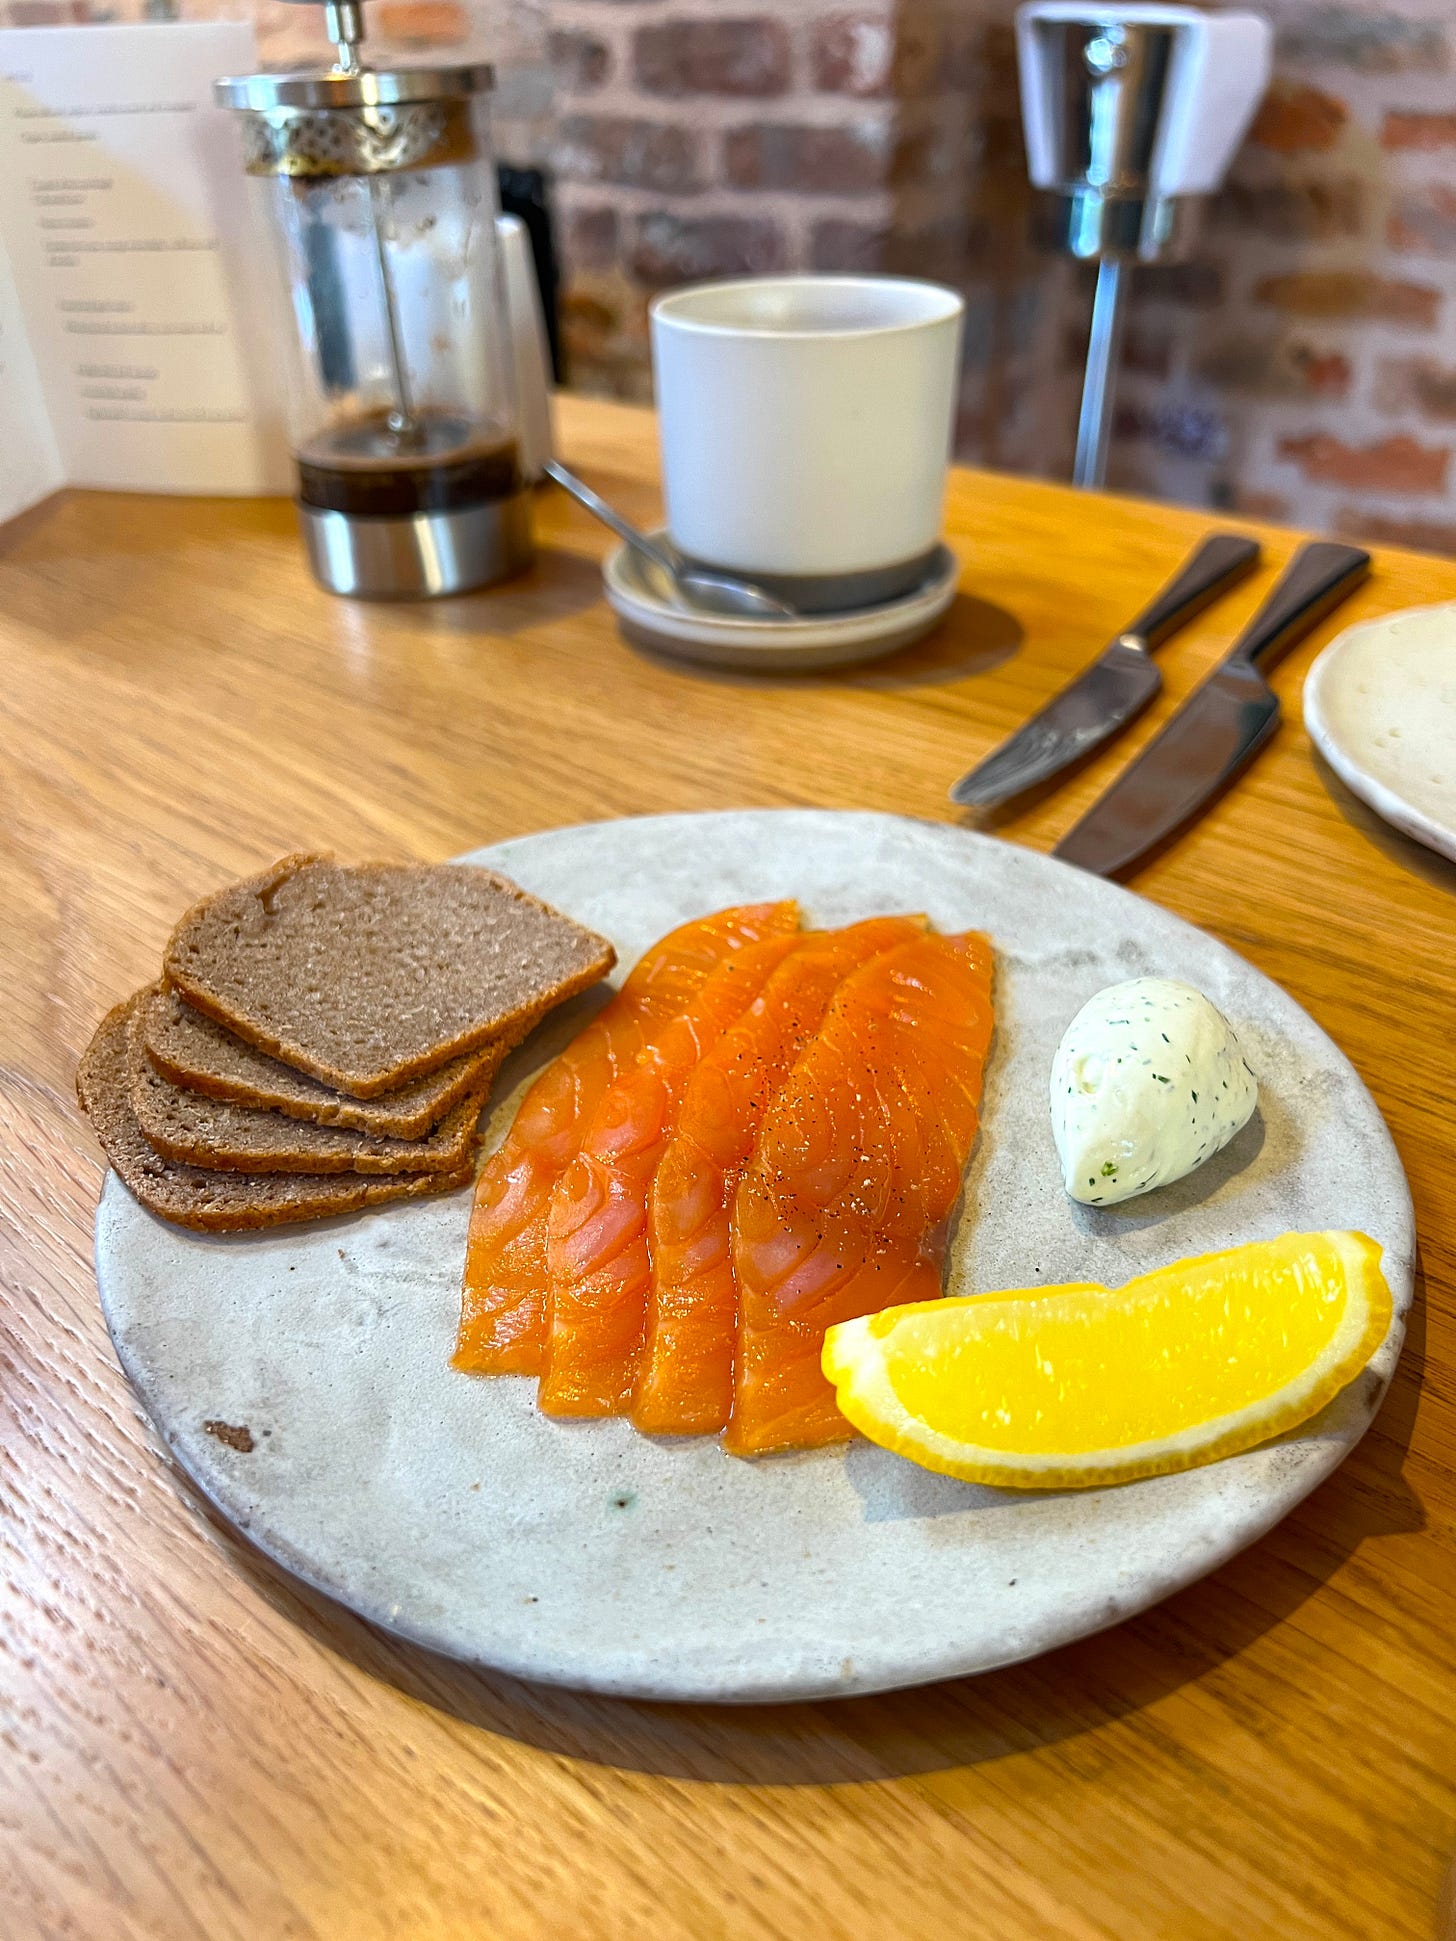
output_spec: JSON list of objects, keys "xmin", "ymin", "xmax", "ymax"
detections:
[
  {"xmin": 950, "ymin": 532, "xmax": 1262, "ymax": 809},
  {"xmin": 1054, "ymin": 540, "xmax": 1372, "ymax": 878}
]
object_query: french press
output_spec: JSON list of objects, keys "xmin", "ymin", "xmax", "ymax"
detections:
[{"xmin": 217, "ymin": 0, "xmax": 532, "ymax": 598}]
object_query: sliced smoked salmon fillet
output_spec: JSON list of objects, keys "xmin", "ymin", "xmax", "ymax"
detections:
[
  {"xmin": 454, "ymin": 902, "xmax": 799, "ymax": 1375},
  {"xmin": 633, "ymin": 915, "xmax": 926, "ymax": 1437},
  {"xmin": 726, "ymin": 930, "xmax": 994, "ymax": 1456},
  {"xmin": 539, "ymin": 931, "xmax": 806, "ymax": 1417}
]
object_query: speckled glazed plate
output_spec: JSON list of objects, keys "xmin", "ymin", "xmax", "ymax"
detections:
[
  {"xmin": 95, "ymin": 812, "xmax": 1413, "ymax": 1703},
  {"xmin": 1305, "ymin": 602, "xmax": 1456, "ymax": 865}
]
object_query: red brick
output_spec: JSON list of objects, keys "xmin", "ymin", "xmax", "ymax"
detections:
[
  {"xmin": 1231, "ymin": 489, "xmax": 1293, "ymax": 524},
  {"xmin": 376, "ymin": 1, "xmax": 467, "ymax": 43},
  {"xmin": 1277, "ymin": 433, "xmax": 1449, "ymax": 494},
  {"xmin": 1195, "ymin": 337, "xmax": 1351, "ymax": 399},
  {"xmin": 942, "ymin": 21, "xmax": 991, "ymax": 93},
  {"xmin": 1114, "ymin": 401, "xmax": 1227, "ymax": 462},
  {"xmin": 1128, "ymin": 261, "xmax": 1224, "ymax": 308},
  {"xmin": 1212, "ymin": 177, "xmax": 1364, "ymax": 241},
  {"xmin": 810, "ymin": 214, "xmax": 972, "ymax": 279},
  {"xmin": 955, "ymin": 400, "xmax": 993, "ymax": 458},
  {"xmin": 562, "ymin": 205, "xmax": 619, "ymax": 272},
  {"xmin": 1383, "ymin": 111, "xmax": 1456, "ymax": 150},
  {"xmin": 629, "ymin": 212, "xmax": 786, "ymax": 285},
  {"xmin": 981, "ymin": 107, "xmax": 1030, "ymax": 179},
  {"xmin": 810, "ymin": 217, "xmax": 890, "ymax": 271},
  {"xmin": 1374, "ymin": 357, "xmax": 1456, "ymax": 420},
  {"xmin": 549, "ymin": 28, "xmax": 611, "ymax": 92},
  {"xmin": 633, "ymin": 20, "xmax": 791, "ymax": 97},
  {"xmin": 1255, "ymin": 271, "xmax": 1440, "ymax": 328},
  {"xmin": 1121, "ymin": 322, "xmax": 1175, "ymax": 379},
  {"xmin": 1298, "ymin": 350, "xmax": 1353, "ymax": 396},
  {"xmin": 812, "ymin": 13, "xmax": 941, "ymax": 98},
  {"xmin": 1283, "ymin": 11, "xmax": 1446, "ymax": 72},
  {"xmin": 1388, "ymin": 186, "xmax": 1456, "ymax": 254},
  {"xmin": 556, "ymin": 117, "xmax": 701, "ymax": 193},
  {"xmin": 896, "ymin": 217, "xmax": 977, "ymax": 281},
  {"xmin": 813, "ymin": 13, "xmax": 894, "ymax": 95},
  {"xmin": 1334, "ymin": 507, "xmax": 1456, "ymax": 558},
  {"xmin": 959, "ymin": 289, "xmax": 1001, "ymax": 372},
  {"xmin": 1249, "ymin": 84, "xmax": 1346, "ymax": 154},
  {"xmin": 723, "ymin": 122, "xmax": 890, "ymax": 193},
  {"xmin": 890, "ymin": 112, "xmax": 971, "ymax": 189}
]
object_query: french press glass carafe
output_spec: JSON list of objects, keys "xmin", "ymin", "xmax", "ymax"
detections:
[{"xmin": 216, "ymin": 0, "xmax": 532, "ymax": 598}]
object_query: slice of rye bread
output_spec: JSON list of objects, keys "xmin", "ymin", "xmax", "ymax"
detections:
[
  {"xmin": 78, "ymin": 999, "xmax": 473, "ymax": 1233},
  {"xmin": 142, "ymin": 984, "xmax": 511, "ymax": 1138},
  {"xmin": 127, "ymin": 996, "xmax": 487, "ymax": 1176},
  {"xmin": 163, "ymin": 853, "xmax": 615, "ymax": 1099}
]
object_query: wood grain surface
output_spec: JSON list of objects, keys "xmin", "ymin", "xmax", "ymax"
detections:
[{"xmin": 3, "ymin": 394, "xmax": 1455, "ymax": 1941}]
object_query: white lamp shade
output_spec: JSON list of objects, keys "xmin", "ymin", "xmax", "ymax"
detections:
[{"xmin": 1016, "ymin": 3, "xmax": 1274, "ymax": 199}]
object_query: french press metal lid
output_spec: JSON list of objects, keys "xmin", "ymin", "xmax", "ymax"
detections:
[{"xmin": 216, "ymin": 0, "xmax": 532, "ymax": 599}]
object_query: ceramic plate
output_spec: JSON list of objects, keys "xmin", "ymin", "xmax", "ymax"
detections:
[
  {"xmin": 1305, "ymin": 601, "xmax": 1456, "ymax": 864},
  {"xmin": 602, "ymin": 533, "xmax": 960, "ymax": 671},
  {"xmin": 95, "ymin": 812, "xmax": 1413, "ymax": 1703}
]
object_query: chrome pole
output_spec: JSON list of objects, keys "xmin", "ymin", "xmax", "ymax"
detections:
[{"xmin": 1072, "ymin": 258, "xmax": 1127, "ymax": 490}]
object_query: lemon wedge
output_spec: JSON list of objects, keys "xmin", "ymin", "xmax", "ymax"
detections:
[{"xmin": 821, "ymin": 1232, "xmax": 1392, "ymax": 1489}]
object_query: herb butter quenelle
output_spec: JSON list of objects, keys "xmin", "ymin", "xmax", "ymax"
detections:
[{"xmin": 1050, "ymin": 978, "xmax": 1258, "ymax": 1208}]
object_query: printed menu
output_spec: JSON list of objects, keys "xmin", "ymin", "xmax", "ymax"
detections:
[{"xmin": 0, "ymin": 20, "xmax": 288, "ymax": 525}]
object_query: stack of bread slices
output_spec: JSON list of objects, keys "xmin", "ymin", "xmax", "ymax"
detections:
[{"xmin": 78, "ymin": 853, "xmax": 614, "ymax": 1232}]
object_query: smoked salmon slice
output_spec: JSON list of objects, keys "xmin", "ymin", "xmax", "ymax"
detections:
[
  {"xmin": 539, "ymin": 931, "xmax": 805, "ymax": 1417},
  {"xmin": 455, "ymin": 902, "xmax": 799, "ymax": 1375},
  {"xmin": 727, "ymin": 930, "xmax": 994, "ymax": 1455},
  {"xmin": 633, "ymin": 915, "xmax": 926, "ymax": 1436}
]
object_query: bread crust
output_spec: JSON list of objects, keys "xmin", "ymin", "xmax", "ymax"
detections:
[
  {"xmin": 78, "ymin": 995, "xmax": 474, "ymax": 1232},
  {"xmin": 141, "ymin": 985, "xmax": 507, "ymax": 1141},
  {"xmin": 127, "ymin": 996, "xmax": 487, "ymax": 1175}
]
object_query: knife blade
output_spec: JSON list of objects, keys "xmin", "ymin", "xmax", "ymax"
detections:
[
  {"xmin": 950, "ymin": 532, "xmax": 1262, "ymax": 809},
  {"xmin": 1053, "ymin": 540, "xmax": 1372, "ymax": 878}
]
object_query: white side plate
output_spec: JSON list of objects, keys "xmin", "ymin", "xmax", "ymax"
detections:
[{"xmin": 1305, "ymin": 601, "xmax": 1456, "ymax": 864}]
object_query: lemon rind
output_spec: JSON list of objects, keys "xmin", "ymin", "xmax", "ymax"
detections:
[{"xmin": 823, "ymin": 1231, "xmax": 1393, "ymax": 1491}]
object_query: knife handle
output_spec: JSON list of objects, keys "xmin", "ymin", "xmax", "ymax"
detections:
[
  {"xmin": 1123, "ymin": 533, "xmax": 1263, "ymax": 649},
  {"xmin": 1231, "ymin": 541, "xmax": 1371, "ymax": 672}
]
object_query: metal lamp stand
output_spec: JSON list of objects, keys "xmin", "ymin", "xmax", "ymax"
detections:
[
  {"xmin": 1032, "ymin": 15, "xmax": 1195, "ymax": 492},
  {"xmin": 1074, "ymin": 257, "xmax": 1129, "ymax": 488}
]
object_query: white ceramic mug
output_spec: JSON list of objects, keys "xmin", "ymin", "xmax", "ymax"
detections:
[{"xmin": 650, "ymin": 275, "xmax": 964, "ymax": 612}]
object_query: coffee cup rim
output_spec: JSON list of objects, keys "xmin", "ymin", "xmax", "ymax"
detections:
[{"xmin": 650, "ymin": 274, "xmax": 964, "ymax": 341}]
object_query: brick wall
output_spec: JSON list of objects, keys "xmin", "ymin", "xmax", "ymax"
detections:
[
  {"xmin": 544, "ymin": 0, "xmax": 1456, "ymax": 555},
  {"xmin": 1107, "ymin": 2, "xmax": 1456, "ymax": 554},
  {"xmin": 15, "ymin": 0, "xmax": 1454, "ymax": 551},
  {"xmin": 546, "ymin": 0, "xmax": 1078, "ymax": 478}
]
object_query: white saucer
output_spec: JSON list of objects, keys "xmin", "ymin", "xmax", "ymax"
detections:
[
  {"xmin": 1304, "ymin": 601, "xmax": 1456, "ymax": 864},
  {"xmin": 603, "ymin": 532, "xmax": 961, "ymax": 672}
]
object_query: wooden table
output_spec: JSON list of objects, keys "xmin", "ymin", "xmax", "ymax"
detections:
[{"xmin": 4, "ymin": 394, "xmax": 1455, "ymax": 1941}]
